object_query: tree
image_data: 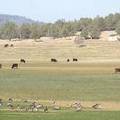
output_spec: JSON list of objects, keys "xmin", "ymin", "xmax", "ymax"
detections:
[
  {"xmin": 89, "ymin": 22, "xmax": 101, "ymax": 39},
  {"xmin": 79, "ymin": 18, "xmax": 92, "ymax": 30},
  {"xmin": 89, "ymin": 26, "xmax": 100, "ymax": 39},
  {"xmin": 80, "ymin": 27, "xmax": 89, "ymax": 39},
  {"xmin": 0, "ymin": 22, "xmax": 18, "ymax": 40},
  {"xmin": 30, "ymin": 23, "xmax": 41, "ymax": 40},
  {"xmin": 94, "ymin": 16, "xmax": 106, "ymax": 31},
  {"xmin": 116, "ymin": 21, "xmax": 120, "ymax": 35},
  {"xmin": 81, "ymin": 22, "xmax": 101, "ymax": 39},
  {"xmin": 20, "ymin": 24, "xmax": 31, "ymax": 39},
  {"xmin": 104, "ymin": 13, "xmax": 119, "ymax": 30}
]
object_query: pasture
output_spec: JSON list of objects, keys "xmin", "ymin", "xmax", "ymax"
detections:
[
  {"xmin": 0, "ymin": 38, "xmax": 120, "ymax": 119},
  {"xmin": 0, "ymin": 111, "xmax": 120, "ymax": 120},
  {"xmin": 0, "ymin": 39, "xmax": 120, "ymax": 62},
  {"xmin": 0, "ymin": 63, "xmax": 120, "ymax": 102}
]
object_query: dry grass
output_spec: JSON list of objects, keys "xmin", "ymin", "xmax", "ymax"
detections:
[{"xmin": 0, "ymin": 34, "xmax": 120, "ymax": 63}]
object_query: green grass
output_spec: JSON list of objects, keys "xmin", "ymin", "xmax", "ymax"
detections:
[
  {"xmin": 0, "ymin": 111, "xmax": 120, "ymax": 120},
  {"xmin": 0, "ymin": 66, "xmax": 120, "ymax": 101}
]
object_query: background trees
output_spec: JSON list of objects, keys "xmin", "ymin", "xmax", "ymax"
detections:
[
  {"xmin": 0, "ymin": 22, "xmax": 18, "ymax": 40},
  {"xmin": 0, "ymin": 13, "xmax": 120, "ymax": 40},
  {"xmin": 116, "ymin": 21, "xmax": 120, "ymax": 35},
  {"xmin": 19, "ymin": 24, "xmax": 31, "ymax": 39}
]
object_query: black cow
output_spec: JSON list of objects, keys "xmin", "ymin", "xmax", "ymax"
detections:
[
  {"xmin": 115, "ymin": 68, "xmax": 120, "ymax": 73},
  {"xmin": 67, "ymin": 59, "xmax": 70, "ymax": 62},
  {"xmin": 20, "ymin": 59, "xmax": 26, "ymax": 63},
  {"xmin": 0, "ymin": 64, "xmax": 2, "ymax": 69},
  {"xmin": 11, "ymin": 64, "xmax": 18, "ymax": 69},
  {"xmin": 51, "ymin": 58, "xmax": 57, "ymax": 62},
  {"xmin": 73, "ymin": 58, "xmax": 78, "ymax": 62},
  {"xmin": 4, "ymin": 44, "xmax": 9, "ymax": 48}
]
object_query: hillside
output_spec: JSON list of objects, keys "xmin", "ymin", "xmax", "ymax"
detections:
[{"xmin": 0, "ymin": 14, "xmax": 36, "ymax": 25}]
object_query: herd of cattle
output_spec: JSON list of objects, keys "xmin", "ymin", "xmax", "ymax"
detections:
[
  {"xmin": 0, "ymin": 98, "xmax": 102, "ymax": 112},
  {"xmin": 1, "ymin": 44, "xmax": 120, "ymax": 73},
  {"xmin": 51, "ymin": 58, "xmax": 78, "ymax": 62},
  {"xmin": 51, "ymin": 58, "xmax": 120, "ymax": 73},
  {"xmin": 0, "ymin": 58, "xmax": 120, "ymax": 73},
  {"xmin": 0, "ymin": 59, "xmax": 25, "ymax": 69}
]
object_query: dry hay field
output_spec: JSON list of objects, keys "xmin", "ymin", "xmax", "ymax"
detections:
[
  {"xmin": 0, "ymin": 34, "xmax": 120, "ymax": 119},
  {"xmin": 0, "ymin": 34, "xmax": 120, "ymax": 63}
]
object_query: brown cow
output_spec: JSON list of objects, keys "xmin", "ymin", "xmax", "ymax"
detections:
[
  {"xmin": 11, "ymin": 64, "xmax": 18, "ymax": 69},
  {"xmin": 73, "ymin": 58, "xmax": 78, "ymax": 62},
  {"xmin": 51, "ymin": 58, "xmax": 57, "ymax": 62},
  {"xmin": 115, "ymin": 68, "xmax": 120, "ymax": 73},
  {"xmin": 4, "ymin": 44, "xmax": 9, "ymax": 48},
  {"xmin": 20, "ymin": 59, "xmax": 26, "ymax": 63},
  {"xmin": 10, "ymin": 44, "xmax": 14, "ymax": 47},
  {"xmin": 0, "ymin": 64, "xmax": 2, "ymax": 69}
]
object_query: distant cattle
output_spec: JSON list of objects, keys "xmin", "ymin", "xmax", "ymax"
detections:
[
  {"xmin": 4, "ymin": 44, "xmax": 9, "ymax": 48},
  {"xmin": 67, "ymin": 59, "xmax": 70, "ymax": 62},
  {"xmin": 115, "ymin": 68, "xmax": 120, "ymax": 73},
  {"xmin": 11, "ymin": 64, "xmax": 18, "ymax": 69},
  {"xmin": 20, "ymin": 59, "xmax": 26, "ymax": 63},
  {"xmin": 51, "ymin": 58, "xmax": 57, "ymax": 62},
  {"xmin": 10, "ymin": 44, "xmax": 14, "ymax": 47},
  {"xmin": 73, "ymin": 58, "xmax": 78, "ymax": 62},
  {"xmin": 0, "ymin": 64, "xmax": 2, "ymax": 69}
]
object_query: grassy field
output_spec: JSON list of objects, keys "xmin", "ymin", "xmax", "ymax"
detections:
[
  {"xmin": 0, "ymin": 39, "xmax": 120, "ymax": 62},
  {"xmin": 0, "ymin": 111, "xmax": 120, "ymax": 120},
  {"xmin": 0, "ymin": 39, "xmax": 120, "ymax": 119},
  {"xmin": 0, "ymin": 63, "xmax": 120, "ymax": 101}
]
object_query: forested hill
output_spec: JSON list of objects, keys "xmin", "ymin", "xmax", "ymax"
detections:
[{"xmin": 0, "ymin": 14, "xmax": 35, "ymax": 25}]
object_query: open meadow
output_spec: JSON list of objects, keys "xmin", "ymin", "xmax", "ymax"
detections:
[
  {"xmin": 0, "ymin": 37, "xmax": 120, "ymax": 119},
  {"xmin": 0, "ymin": 111, "xmax": 120, "ymax": 120}
]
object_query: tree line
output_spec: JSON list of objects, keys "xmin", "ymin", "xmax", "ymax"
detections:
[{"xmin": 0, "ymin": 13, "xmax": 120, "ymax": 40}]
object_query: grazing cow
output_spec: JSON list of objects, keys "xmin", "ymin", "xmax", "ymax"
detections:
[
  {"xmin": 20, "ymin": 59, "xmax": 26, "ymax": 63},
  {"xmin": 73, "ymin": 58, "xmax": 78, "ymax": 62},
  {"xmin": 0, "ymin": 64, "xmax": 2, "ymax": 69},
  {"xmin": 11, "ymin": 64, "xmax": 18, "ymax": 69},
  {"xmin": 51, "ymin": 58, "xmax": 57, "ymax": 62},
  {"xmin": 4, "ymin": 44, "xmax": 9, "ymax": 48},
  {"xmin": 67, "ymin": 59, "xmax": 70, "ymax": 62},
  {"xmin": 115, "ymin": 68, "xmax": 120, "ymax": 73},
  {"xmin": 10, "ymin": 44, "xmax": 14, "ymax": 47}
]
